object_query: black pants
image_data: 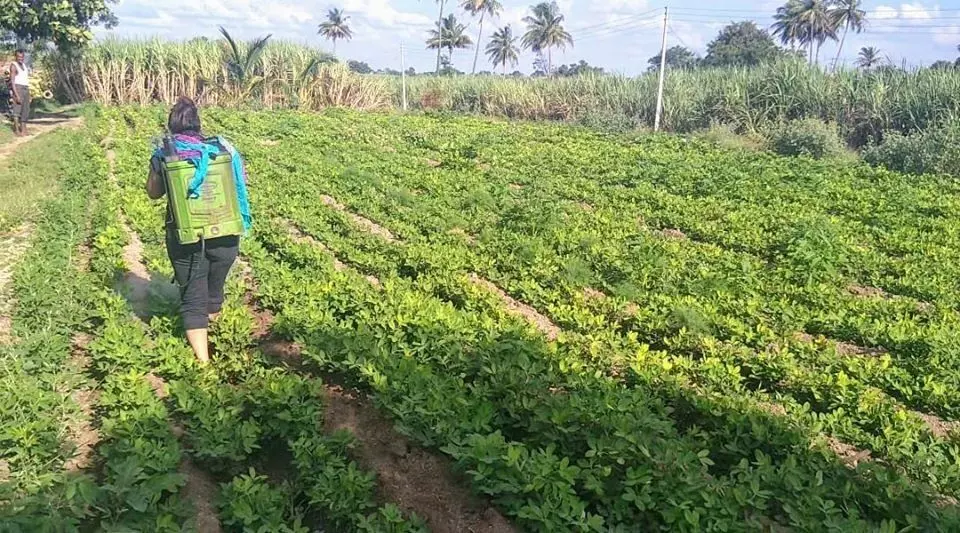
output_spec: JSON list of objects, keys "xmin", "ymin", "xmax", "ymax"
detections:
[{"xmin": 166, "ymin": 232, "xmax": 239, "ymax": 330}]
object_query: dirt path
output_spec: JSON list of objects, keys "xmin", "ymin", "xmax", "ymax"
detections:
[
  {"xmin": 0, "ymin": 117, "xmax": 84, "ymax": 342},
  {"xmin": 0, "ymin": 223, "xmax": 32, "ymax": 344},
  {"xmin": 63, "ymin": 333, "xmax": 100, "ymax": 473},
  {"xmin": 0, "ymin": 116, "xmax": 83, "ymax": 162},
  {"xmin": 324, "ymin": 386, "xmax": 515, "ymax": 533},
  {"xmin": 467, "ymin": 274, "xmax": 561, "ymax": 341},
  {"xmin": 104, "ymin": 143, "xmax": 223, "ymax": 533},
  {"xmin": 319, "ymin": 195, "xmax": 396, "ymax": 242},
  {"xmin": 104, "ymin": 148, "xmax": 153, "ymax": 318},
  {"xmin": 305, "ymin": 195, "xmax": 905, "ymax": 483},
  {"xmin": 284, "ymin": 221, "xmax": 381, "ymax": 287},
  {"xmin": 241, "ymin": 247, "xmax": 514, "ymax": 533}
]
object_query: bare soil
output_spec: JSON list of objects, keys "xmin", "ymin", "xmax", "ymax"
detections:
[
  {"xmin": 468, "ymin": 274, "xmax": 560, "ymax": 341},
  {"xmin": 756, "ymin": 401, "xmax": 788, "ymax": 417},
  {"xmin": 319, "ymin": 194, "xmax": 397, "ymax": 242},
  {"xmin": 848, "ymin": 285, "xmax": 887, "ymax": 299},
  {"xmin": 64, "ymin": 332, "xmax": 99, "ymax": 473},
  {"xmin": 834, "ymin": 341, "xmax": 887, "ymax": 357},
  {"xmin": 143, "ymin": 372, "xmax": 222, "ymax": 532},
  {"xmin": 260, "ymin": 337, "xmax": 306, "ymax": 369},
  {"xmin": 323, "ymin": 385, "xmax": 515, "ymax": 533},
  {"xmin": 826, "ymin": 437, "xmax": 872, "ymax": 468},
  {"xmin": 582, "ymin": 287, "xmax": 607, "ymax": 301},
  {"xmin": 0, "ymin": 223, "xmax": 33, "ymax": 344},
  {"xmin": 657, "ymin": 228, "xmax": 687, "ymax": 240},
  {"xmin": 448, "ymin": 227, "xmax": 478, "ymax": 245},
  {"xmin": 912, "ymin": 410, "xmax": 960, "ymax": 439},
  {"xmin": 0, "ymin": 116, "xmax": 83, "ymax": 161},
  {"xmin": 285, "ymin": 221, "xmax": 381, "ymax": 287},
  {"xmin": 180, "ymin": 458, "xmax": 223, "ymax": 533},
  {"xmin": 64, "ymin": 388, "xmax": 101, "ymax": 472},
  {"xmin": 106, "ymin": 148, "xmax": 153, "ymax": 319},
  {"xmin": 145, "ymin": 372, "xmax": 169, "ymax": 399},
  {"xmin": 120, "ymin": 220, "xmax": 151, "ymax": 317}
]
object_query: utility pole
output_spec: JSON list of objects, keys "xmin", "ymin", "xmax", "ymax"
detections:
[
  {"xmin": 654, "ymin": 6, "xmax": 668, "ymax": 132},
  {"xmin": 435, "ymin": 0, "xmax": 446, "ymax": 75},
  {"xmin": 401, "ymin": 43, "xmax": 408, "ymax": 111}
]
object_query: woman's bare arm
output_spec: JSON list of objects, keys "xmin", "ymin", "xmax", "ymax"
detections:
[{"xmin": 146, "ymin": 158, "xmax": 165, "ymax": 199}]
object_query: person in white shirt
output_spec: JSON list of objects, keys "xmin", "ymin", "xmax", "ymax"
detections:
[{"xmin": 9, "ymin": 49, "xmax": 29, "ymax": 136}]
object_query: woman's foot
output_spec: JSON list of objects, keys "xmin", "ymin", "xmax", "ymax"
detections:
[{"xmin": 186, "ymin": 328, "xmax": 211, "ymax": 365}]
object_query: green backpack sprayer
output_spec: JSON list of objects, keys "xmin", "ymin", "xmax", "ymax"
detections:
[{"xmin": 155, "ymin": 135, "xmax": 253, "ymax": 245}]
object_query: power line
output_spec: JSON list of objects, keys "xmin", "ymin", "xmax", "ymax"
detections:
[
  {"xmin": 670, "ymin": 5, "xmax": 960, "ymax": 14},
  {"xmin": 568, "ymin": 9, "xmax": 661, "ymax": 33},
  {"xmin": 667, "ymin": 22, "xmax": 693, "ymax": 51},
  {"xmin": 574, "ymin": 15, "xmax": 663, "ymax": 40},
  {"xmin": 576, "ymin": 20, "xmax": 662, "ymax": 42}
]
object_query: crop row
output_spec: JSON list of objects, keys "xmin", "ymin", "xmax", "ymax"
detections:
[
  {"xmin": 204, "ymin": 109, "xmax": 960, "ymax": 416},
  {"xmin": 244, "ymin": 212, "xmax": 958, "ymax": 531},
  {"xmin": 101, "ymin": 107, "xmax": 960, "ymax": 530},
  {"xmin": 2, "ymin": 116, "xmax": 427, "ymax": 531},
  {"xmin": 184, "ymin": 108, "xmax": 960, "ymax": 495},
  {"xmin": 89, "ymin": 108, "xmax": 427, "ymax": 532}
]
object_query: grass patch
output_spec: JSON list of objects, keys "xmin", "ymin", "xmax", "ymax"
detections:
[{"xmin": 0, "ymin": 129, "xmax": 72, "ymax": 231}]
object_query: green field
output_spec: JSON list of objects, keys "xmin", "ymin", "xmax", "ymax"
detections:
[{"xmin": 3, "ymin": 107, "xmax": 960, "ymax": 531}]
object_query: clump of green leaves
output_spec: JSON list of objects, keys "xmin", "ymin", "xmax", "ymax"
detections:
[
  {"xmin": 764, "ymin": 118, "xmax": 848, "ymax": 159},
  {"xmin": 219, "ymin": 469, "xmax": 306, "ymax": 533}
]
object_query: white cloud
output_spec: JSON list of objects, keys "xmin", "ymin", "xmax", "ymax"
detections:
[
  {"xmin": 871, "ymin": 6, "xmax": 899, "ymax": 20},
  {"xmin": 499, "ymin": 5, "xmax": 529, "ymax": 32},
  {"xmin": 342, "ymin": 0, "xmax": 432, "ymax": 29},
  {"xmin": 870, "ymin": 2, "xmax": 938, "ymax": 23},
  {"xmin": 604, "ymin": 0, "xmax": 651, "ymax": 13},
  {"xmin": 900, "ymin": 2, "xmax": 934, "ymax": 20},
  {"xmin": 110, "ymin": 0, "xmax": 315, "ymax": 36},
  {"xmin": 669, "ymin": 20, "xmax": 720, "ymax": 53}
]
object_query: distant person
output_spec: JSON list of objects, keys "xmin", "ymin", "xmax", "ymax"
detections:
[
  {"xmin": 9, "ymin": 49, "xmax": 29, "ymax": 136},
  {"xmin": 145, "ymin": 97, "xmax": 252, "ymax": 364}
]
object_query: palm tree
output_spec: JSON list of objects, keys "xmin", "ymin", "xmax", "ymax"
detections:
[
  {"xmin": 219, "ymin": 26, "xmax": 272, "ymax": 104},
  {"xmin": 427, "ymin": 14, "xmax": 473, "ymax": 69},
  {"xmin": 855, "ymin": 46, "xmax": 882, "ymax": 69},
  {"xmin": 521, "ymin": 1, "xmax": 573, "ymax": 74},
  {"xmin": 318, "ymin": 8, "xmax": 353, "ymax": 55},
  {"xmin": 795, "ymin": 0, "xmax": 839, "ymax": 65},
  {"xmin": 462, "ymin": 0, "xmax": 503, "ymax": 75},
  {"xmin": 830, "ymin": 0, "xmax": 866, "ymax": 72},
  {"xmin": 486, "ymin": 25, "xmax": 519, "ymax": 73},
  {"xmin": 772, "ymin": 0, "xmax": 805, "ymax": 51}
]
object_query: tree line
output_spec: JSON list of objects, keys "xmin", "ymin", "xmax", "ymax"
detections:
[
  {"xmin": 2, "ymin": 0, "xmax": 958, "ymax": 76},
  {"xmin": 316, "ymin": 0, "xmax": 913, "ymax": 75}
]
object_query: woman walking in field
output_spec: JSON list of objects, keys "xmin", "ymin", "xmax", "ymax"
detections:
[
  {"xmin": 9, "ymin": 49, "xmax": 30, "ymax": 136},
  {"xmin": 145, "ymin": 97, "xmax": 252, "ymax": 364}
]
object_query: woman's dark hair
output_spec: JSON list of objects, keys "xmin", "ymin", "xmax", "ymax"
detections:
[{"xmin": 168, "ymin": 96, "xmax": 201, "ymax": 135}]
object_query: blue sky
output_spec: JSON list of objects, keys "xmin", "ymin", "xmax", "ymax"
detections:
[{"xmin": 101, "ymin": 0, "xmax": 960, "ymax": 74}]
